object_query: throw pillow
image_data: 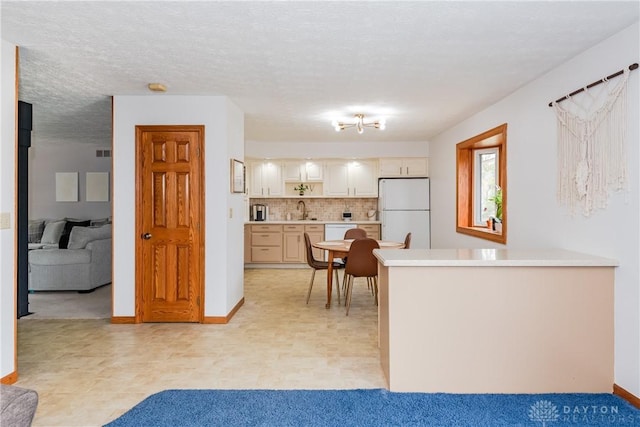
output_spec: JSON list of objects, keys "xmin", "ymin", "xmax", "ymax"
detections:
[
  {"xmin": 58, "ymin": 220, "xmax": 91, "ymax": 249},
  {"xmin": 67, "ymin": 224, "xmax": 112, "ymax": 249},
  {"xmin": 40, "ymin": 220, "xmax": 66, "ymax": 245},
  {"xmin": 27, "ymin": 220, "xmax": 45, "ymax": 243}
]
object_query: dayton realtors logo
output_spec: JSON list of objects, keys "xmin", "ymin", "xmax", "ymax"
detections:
[
  {"xmin": 528, "ymin": 400, "xmax": 560, "ymax": 426},
  {"xmin": 528, "ymin": 400, "xmax": 636, "ymax": 425}
]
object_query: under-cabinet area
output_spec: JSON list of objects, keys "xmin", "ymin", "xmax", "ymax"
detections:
[{"xmin": 244, "ymin": 222, "xmax": 381, "ymax": 265}]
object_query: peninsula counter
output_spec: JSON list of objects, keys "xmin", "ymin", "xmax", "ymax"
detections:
[{"xmin": 373, "ymin": 248, "xmax": 618, "ymax": 394}]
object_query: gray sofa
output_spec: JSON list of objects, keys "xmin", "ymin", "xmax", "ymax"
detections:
[
  {"xmin": 29, "ymin": 224, "xmax": 112, "ymax": 292},
  {"xmin": 0, "ymin": 384, "xmax": 38, "ymax": 427}
]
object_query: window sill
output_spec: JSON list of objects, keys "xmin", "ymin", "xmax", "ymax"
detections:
[{"xmin": 456, "ymin": 226, "xmax": 506, "ymax": 244}]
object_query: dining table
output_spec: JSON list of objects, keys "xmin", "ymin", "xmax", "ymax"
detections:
[{"xmin": 312, "ymin": 239, "xmax": 404, "ymax": 308}]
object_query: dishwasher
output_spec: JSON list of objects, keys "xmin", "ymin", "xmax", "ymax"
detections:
[{"xmin": 324, "ymin": 223, "xmax": 357, "ymax": 262}]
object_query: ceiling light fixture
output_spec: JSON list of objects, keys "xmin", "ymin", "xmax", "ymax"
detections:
[
  {"xmin": 332, "ymin": 114, "xmax": 385, "ymax": 134},
  {"xmin": 147, "ymin": 83, "xmax": 167, "ymax": 92}
]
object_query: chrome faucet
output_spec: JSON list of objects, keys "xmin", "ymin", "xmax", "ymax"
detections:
[{"xmin": 297, "ymin": 200, "xmax": 308, "ymax": 220}]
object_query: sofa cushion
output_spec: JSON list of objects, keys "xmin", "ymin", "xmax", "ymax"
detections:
[
  {"xmin": 67, "ymin": 224, "xmax": 112, "ymax": 249},
  {"xmin": 59, "ymin": 220, "xmax": 91, "ymax": 249},
  {"xmin": 40, "ymin": 220, "xmax": 66, "ymax": 244},
  {"xmin": 0, "ymin": 384, "xmax": 38, "ymax": 427},
  {"xmin": 29, "ymin": 248, "xmax": 91, "ymax": 265},
  {"xmin": 27, "ymin": 220, "xmax": 45, "ymax": 243}
]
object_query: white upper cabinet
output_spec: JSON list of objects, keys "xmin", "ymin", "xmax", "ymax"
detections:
[
  {"xmin": 283, "ymin": 160, "xmax": 323, "ymax": 182},
  {"xmin": 304, "ymin": 161, "xmax": 323, "ymax": 181},
  {"xmin": 324, "ymin": 162, "xmax": 350, "ymax": 196},
  {"xmin": 324, "ymin": 160, "xmax": 378, "ymax": 197},
  {"xmin": 248, "ymin": 161, "xmax": 283, "ymax": 197},
  {"xmin": 379, "ymin": 157, "xmax": 428, "ymax": 177}
]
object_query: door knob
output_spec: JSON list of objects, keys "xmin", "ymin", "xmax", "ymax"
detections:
[{"xmin": 141, "ymin": 233, "xmax": 152, "ymax": 240}]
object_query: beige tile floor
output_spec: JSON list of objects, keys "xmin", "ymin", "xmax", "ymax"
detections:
[{"xmin": 16, "ymin": 268, "xmax": 386, "ymax": 426}]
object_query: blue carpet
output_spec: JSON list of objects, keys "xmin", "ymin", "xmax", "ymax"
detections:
[{"xmin": 104, "ymin": 389, "xmax": 640, "ymax": 427}]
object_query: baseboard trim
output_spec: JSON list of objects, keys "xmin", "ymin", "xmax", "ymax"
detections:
[
  {"xmin": 111, "ymin": 316, "xmax": 136, "ymax": 324},
  {"xmin": 614, "ymin": 384, "xmax": 640, "ymax": 409},
  {"xmin": 203, "ymin": 297, "xmax": 245, "ymax": 324},
  {"xmin": 1, "ymin": 371, "xmax": 18, "ymax": 384},
  {"xmin": 110, "ymin": 298, "xmax": 245, "ymax": 325}
]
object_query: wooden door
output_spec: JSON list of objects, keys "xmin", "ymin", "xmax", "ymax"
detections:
[{"xmin": 136, "ymin": 125, "xmax": 204, "ymax": 322}]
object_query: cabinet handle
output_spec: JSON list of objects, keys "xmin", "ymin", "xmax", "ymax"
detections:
[
  {"xmin": 405, "ymin": 166, "xmax": 409, "ymax": 174},
  {"xmin": 399, "ymin": 167, "xmax": 402, "ymax": 174}
]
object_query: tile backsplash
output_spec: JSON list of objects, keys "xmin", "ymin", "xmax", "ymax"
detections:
[{"xmin": 249, "ymin": 198, "xmax": 378, "ymax": 222}]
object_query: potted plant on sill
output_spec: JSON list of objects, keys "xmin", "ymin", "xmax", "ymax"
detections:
[
  {"xmin": 294, "ymin": 183, "xmax": 309, "ymax": 196},
  {"xmin": 487, "ymin": 186, "xmax": 503, "ymax": 232}
]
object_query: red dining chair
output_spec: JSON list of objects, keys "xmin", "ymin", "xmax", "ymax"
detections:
[{"xmin": 343, "ymin": 238, "xmax": 380, "ymax": 316}]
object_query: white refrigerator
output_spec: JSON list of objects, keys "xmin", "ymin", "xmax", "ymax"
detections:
[{"xmin": 378, "ymin": 178, "xmax": 431, "ymax": 249}]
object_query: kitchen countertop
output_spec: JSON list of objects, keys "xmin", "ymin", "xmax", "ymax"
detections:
[
  {"xmin": 373, "ymin": 248, "xmax": 619, "ymax": 267},
  {"xmin": 246, "ymin": 220, "xmax": 381, "ymax": 225}
]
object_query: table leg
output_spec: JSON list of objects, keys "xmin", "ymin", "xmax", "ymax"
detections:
[{"xmin": 326, "ymin": 249, "xmax": 334, "ymax": 309}]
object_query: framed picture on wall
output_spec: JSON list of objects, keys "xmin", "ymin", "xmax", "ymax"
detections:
[
  {"xmin": 55, "ymin": 172, "xmax": 79, "ymax": 202},
  {"xmin": 86, "ymin": 172, "xmax": 110, "ymax": 202},
  {"xmin": 231, "ymin": 159, "xmax": 245, "ymax": 193}
]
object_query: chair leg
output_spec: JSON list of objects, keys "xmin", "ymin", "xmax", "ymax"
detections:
[
  {"xmin": 346, "ymin": 275, "xmax": 354, "ymax": 316},
  {"xmin": 334, "ymin": 269, "xmax": 341, "ymax": 305},
  {"xmin": 373, "ymin": 276, "xmax": 378, "ymax": 305},
  {"xmin": 306, "ymin": 268, "xmax": 317, "ymax": 304},
  {"xmin": 342, "ymin": 270, "xmax": 348, "ymax": 295}
]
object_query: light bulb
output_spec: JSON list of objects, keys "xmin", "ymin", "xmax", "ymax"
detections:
[{"xmin": 379, "ymin": 120, "xmax": 386, "ymax": 130}]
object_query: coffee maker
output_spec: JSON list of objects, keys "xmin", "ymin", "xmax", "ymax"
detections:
[{"xmin": 251, "ymin": 204, "xmax": 269, "ymax": 221}]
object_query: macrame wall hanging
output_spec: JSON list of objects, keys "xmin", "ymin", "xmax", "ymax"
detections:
[{"xmin": 549, "ymin": 63, "xmax": 637, "ymax": 217}]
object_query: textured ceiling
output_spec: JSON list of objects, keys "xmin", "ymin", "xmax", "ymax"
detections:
[{"xmin": 2, "ymin": 1, "xmax": 639, "ymax": 146}]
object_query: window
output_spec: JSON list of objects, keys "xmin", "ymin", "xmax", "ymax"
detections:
[
  {"xmin": 474, "ymin": 148, "xmax": 498, "ymax": 226},
  {"xmin": 456, "ymin": 124, "xmax": 507, "ymax": 244}
]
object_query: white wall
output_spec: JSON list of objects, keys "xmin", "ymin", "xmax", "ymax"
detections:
[
  {"xmin": 112, "ymin": 95, "xmax": 244, "ymax": 318},
  {"xmin": 1, "ymin": 40, "xmax": 17, "ymax": 380},
  {"xmin": 429, "ymin": 23, "xmax": 640, "ymax": 395},
  {"xmin": 246, "ymin": 140, "xmax": 429, "ymax": 159},
  {"xmin": 225, "ymin": 99, "xmax": 246, "ymax": 311},
  {"xmin": 28, "ymin": 143, "xmax": 112, "ymax": 220}
]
